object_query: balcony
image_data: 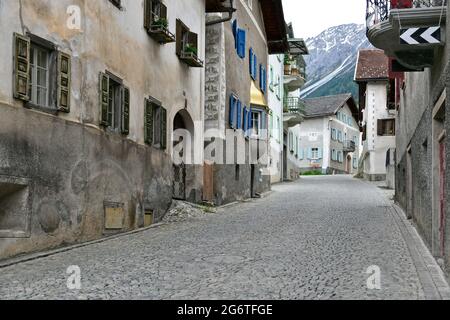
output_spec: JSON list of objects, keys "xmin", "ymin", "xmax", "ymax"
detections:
[
  {"xmin": 283, "ymin": 97, "xmax": 305, "ymax": 127},
  {"xmin": 343, "ymin": 140, "xmax": 356, "ymax": 153},
  {"xmin": 284, "ymin": 62, "xmax": 307, "ymax": 92},
  {"xmin": 180, "ymin": 51, "xmax": 204, "ymax": 68},
  {"xmin": 148, "ymin": 23, "xmax": 176, "ymax": 44},
  {"xmin": 366, "ymin": 0, "xmax": 446, "ymax": 70}
]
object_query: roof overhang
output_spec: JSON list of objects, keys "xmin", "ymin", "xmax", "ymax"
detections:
[
  {"xmin": 205, "ymin": 0, "xmax": 236, "ymax": 13},
  {"xmin": 260, "ymin": 0, "xmax": 289, "ymax": 54},
  {"xmin": 288, "ymin": 38, "xmax": 309, "ymax": 55}
]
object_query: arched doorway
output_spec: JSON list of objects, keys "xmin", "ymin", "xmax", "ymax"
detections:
[
  {"xmin": 346, "ymin": 155, "xmax": 352, "ymax": 174},
  {"xmin": 172, "ymin": 110, "xmax": 195, "ymax": 200}
]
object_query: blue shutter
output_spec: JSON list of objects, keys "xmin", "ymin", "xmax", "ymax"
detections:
[
  {"xmin": 248, "ymin": 107, "xmax": 253, "ymax": 129},
  {"xmin": 308, "ymin": 148, "xmax": 312, "ymax": 160},
  {"xmin": 237, "ymin": 29, "xmax": 246, "ymax": 59},
  {"xmin": 237, "ymin": 100, "xmax": 242, "ymax": 129},
  {"xmin": 249, "ymin": 48, "xmax": 254, "ymax": 77},
  {"xmin": 229, "ymin": 95, "xmax": 236, "ymax": 128},
  {"xmin": 253, "ymin": 55, "xmax": 258, "ymax": 81},
  {"xmin": 232, "ymin": 20, "xmax": 238, "ymax": 49},
  {"xmin": 318, "ymin": 148, "xmax": 323, "ymax": 159},
  {"xmin": 259, "ymin": 64, "xmax": 263, "ymax": 89}
]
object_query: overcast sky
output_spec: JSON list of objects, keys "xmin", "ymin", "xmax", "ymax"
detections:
[{"xmin": 282, "ymin": 0, "xmax": 366, "ymax": 39}]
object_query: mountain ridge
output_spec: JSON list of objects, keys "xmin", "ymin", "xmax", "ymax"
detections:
[{"xmin": 300, "ymin": 23, "xmax": 372, "ymax": 102}]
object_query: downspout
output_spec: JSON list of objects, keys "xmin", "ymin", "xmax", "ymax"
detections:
[{"xmin": 206, "ymin": 0, "xmax": 236, "ymax": 26}]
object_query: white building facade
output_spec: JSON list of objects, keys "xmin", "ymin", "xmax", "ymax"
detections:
[
  {"xmin": 355, "ymin": 49, "xmax": 396, "ymax": 182},
  {"xmin": 298, "ymin": 94, "xmax": 361, "ymax": 174}
]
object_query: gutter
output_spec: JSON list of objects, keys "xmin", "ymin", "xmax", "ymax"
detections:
[{"xmin": 206, "ymin": 0, "xmax": 236, "ymax": 26}]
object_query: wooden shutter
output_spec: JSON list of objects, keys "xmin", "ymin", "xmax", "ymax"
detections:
[
  {"xmin": 229, "ymin": 95, "xmax": 236, "ymax": 129},
  {"xmin": 237, "ymin": 100, "xmax": 242, "ymax": 130},
  {"xmin": 253, "ymin": 54, "xmax": 258, "ymax": 81},
  {"xmin": 99, "ymin": 72, "xmax": 111, "ymax": 126},
  {"xmin": 121, "ymin": 86, "xmax": 130, "ymax": 135},
  {"xmin": 232, "ymin": 20, "xmax": 238, "ymax": 49},
  {"xmin": 259, "ymin": 64, "xmax": 263, "ymax": 89},
  {"xmin": 249, "ymin": 48, "xmax": 254, "ymax": 77},
  {"xmin": 237, "ymin": 28, "xmax": 246, "ymax": 59},
  {"xmin": 176, "ymin": 19, "xmax": 183, "ymax": 56},
  {"xmin": 243, "ymin": 107, "xmax": 248, "ymax": 133},
  {"xmin": 160, "ymin": 2, "xmax": 167, "ymax": 19},
  {"xmin": 144, "ymin": 0, "xmax": 153, "ymax": 30},
  {"xmin": 57, "ymin": 51, "xmax": 71, "ymax": 113},
  {"xmin": 13, "ymin": 33, "xmax": 31, "ymax": 101},
  {"xmin": 144, "ymin": 99, "xmax": 154, "ymax": 145},
  {"xmin": 161, "ymin": 107, "xmax": 167, "ymax": 150}
]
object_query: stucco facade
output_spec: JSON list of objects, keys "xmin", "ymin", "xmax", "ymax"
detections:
[{"xmin": 0, "ymin": 0, "xmax": 206, "ymax": 260}]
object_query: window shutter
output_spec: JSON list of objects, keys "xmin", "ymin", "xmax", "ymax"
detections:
[
  {"xmin": 144, "ymin": 99, "xmax": 154, "ymax": 145},
  {"xmin": 237, "ymin": 100, "xmax": 242, "ymax": 129},
  {"xmin": 161, "ymin": 107, "xmax": 167, "ymax": 150},
  {"xmin": 318, "ymin": 148, "xmax": 323, "ymax": 159},
  {"xmin": 144, "ymin": 0, "xmax": 153, "ymax": 30},
  {"xmin": 232, "ymin": 20, "xmax": 238, "ymax": 48},
  {"xmin": 308, "ymin": 148, "xmax": 313, "ymax": 159},
  {"xmin": 253, "ymin": 55, "xmax": 258, "ymax": 81},
  {"xmin": 249, "ymin": 48, "xmax": 254, "ymax": 77},
  {"xmin": 243, "ymin": 107, "xmax": 248, "ymax": 133},
  {"xmin": 99, "ymin": 72, "xmax": 111, "ymax": 126},
  {"xmin": 13, "ymin": 33, "xmax": 31, "ymax": 101},
  {"xmin": 121, "ymin": 86, "xmax": 130, "ymax": 135},
  {"xmin": 377, "ymin": 119, "xmax": 383, "ymax": 136},
  {"xmin": 160, "ymin": 3, "xmax": 168, "ymax": 20},
  {"xmin": 229, "ymin": 95, "xmax": 236, "ymax": 129},
  {"xmin": 176, "ymin": 19, "xmax": 183, "ymax": 56},
  {"xmin": 248, "ymin": 107, "xmax": 253, "ymax": 129},
  {"xmin": 237, "ymin": 28, "xmax": 246, "ymax": 59},
  {"xmin": 57, "ymin": 51, "xmax": 71, "ymax": 113},
  {"xmin": 259, "ymin": 64, "xmax": 263, "ymax": 89}
]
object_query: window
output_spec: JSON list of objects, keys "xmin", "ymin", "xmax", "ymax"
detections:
[
  {"xmin": 144, "ymin": 0, "xmax": 175, "ymax": 44},
  {"xmin": 331, "ymin": 128, "xmax": 336, "ymax": 140},
  {"xmin": 99, "ymin": 72, "xmax": 130, "ymax": 135},
  {"xmin": 176, "ymin": 19, "xmax": 202, "ymax": 67},
  {"xmin": 249, "ymin": 48, "xmax": 257, "ymax": 80},
  {"xmin": 13, "ymin": 33, "xmax": 71, "ymax": 113},
  {"xmin": 276, "ymin": 75, "xmax": 281, "ymax": 100},
  {"xmin": 251, "ymin": 110, "xmax": 260, "ymax": 136},
  {"xmin": 269, "ymin": 66, "xmax": 274, "ymax": 91},
  {"xmin": 235, "ymin": 165, "xmax": 240, "ymax": 181},
  {"xmin": 145, "ymin": 97, "xmax": 167, "ymax": 150},
  {"xmin": 29, "ymin": 45, "xmax": 50, "ymax": 108},
  {"xmin": 378, "ymin": 119, "xmax": 396, "ymax": 136},
  {"xmin": 353, "ymin": 157, "xmax": 358, "ymax": 169},
  {"xmin": 259, "ymin": 64, "xmax": 267, "ymax": 93},
  {"xmin": 311, "ymin": 148, "xmax": 319, "ymax": 159},
  {"xmin": 332, "ymin": 149, "xmax": 336, "ymax": 161}
]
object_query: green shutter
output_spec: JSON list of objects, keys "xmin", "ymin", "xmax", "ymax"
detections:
[
  {"xmin": 13, "ymin": 33, "xmax": 31, "ymax": 101},
  {"xmin": 161, "ymin": 107, "xmax": 167, "ymax": 150},
  {"xmin": 57, "ymin": 51, "xmax": 71, "ymax": 113},
  {"xmin": 144, "ymin": 99, "xmax": 154, "ymax": 145},
  {"xmin": 121, "ymin": 86, "xmax": 130, "ymax": 135},
  {"xmin": 99, "ymin": 72, "xmax": 111, "ymax": 126}
]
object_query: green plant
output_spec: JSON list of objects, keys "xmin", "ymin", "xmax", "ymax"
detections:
[
  {"xmin": 184, "ymin": 44, "xmax": 198, "ymax": 56},
  {"xmin": 301, "ymin": 170, "xmax": 324, "ymax": 176},
  {"xmin": 153, "ymin": 17, "xmax": 168, "ymax": 29}
]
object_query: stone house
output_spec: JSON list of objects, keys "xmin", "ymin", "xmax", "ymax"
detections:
[
  {"xmin": 297, "ymin": 94, "xmax": 361, "ymax": 175},
  {"xmin": 366, "ymin": 0, "xmax": 450, "ymax": 273},
  {"xmin": 355, "ymin": 49, "xmax": 398, "ymax": 182},
  {"xmin": 204, "ymin": 0, "xmax": 288, "ymax": 205},
  {"xmin": 0, "ymin": 0, "xmax": 214, "ymax": 260}
]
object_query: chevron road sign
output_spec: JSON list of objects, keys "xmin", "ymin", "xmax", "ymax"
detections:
[{"xmin": 400, "ymin": 26, "xmax": 442, "ymax": 45}]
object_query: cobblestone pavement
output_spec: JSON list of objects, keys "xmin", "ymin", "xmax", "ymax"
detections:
[{"xmin": 0, "ymin": 176, "xmax": 441, "ymax": 300}]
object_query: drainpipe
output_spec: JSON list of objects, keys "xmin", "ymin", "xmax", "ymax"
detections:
[{"xmin": 206, "ymin": 0, "xmax": 236, "ymax": 26}]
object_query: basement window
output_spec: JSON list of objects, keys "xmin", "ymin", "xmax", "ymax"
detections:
[{"xmin": 0, "ymin": 176, "xmax": 31, "ymax": 238}]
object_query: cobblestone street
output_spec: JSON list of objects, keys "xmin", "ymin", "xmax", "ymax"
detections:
[{"xmin": 0, "ymin": 176, "xmax": 448, "ymax": 300}]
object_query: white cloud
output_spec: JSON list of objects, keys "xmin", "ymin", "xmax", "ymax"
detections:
[{"xmin": 282, "ymin": 0, "xmax": 366, "ymax": 39}]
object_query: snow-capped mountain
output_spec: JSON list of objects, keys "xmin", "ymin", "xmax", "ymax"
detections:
[{"xmin": 300, "ymin": 24, "xmax": 372, "ymax": 101}]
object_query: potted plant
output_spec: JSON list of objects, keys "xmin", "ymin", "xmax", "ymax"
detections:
[
  {"xmin": 152, "ymin": 17, "xmax": 168, "ymax": 29},
  {"xmin": 184, "ymin": 43, "xmax": 198, "ymax": 56}
]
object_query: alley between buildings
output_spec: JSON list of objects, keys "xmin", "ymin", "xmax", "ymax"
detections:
[{"xmin": 1, "ymin": 176, "xmax": 448, "ymax": 300}]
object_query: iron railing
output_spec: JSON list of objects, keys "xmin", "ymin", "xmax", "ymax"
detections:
[
  {"xmin": 283, "ymin": 97, "xmax": 305, "ymax": 114},
  {"xmin": 366, "ymin": 0, "xmax": 446, "ymax": 28},
  {"xmin": 343, "ymin": 140, "xmax": 356, "ymax": 152}
]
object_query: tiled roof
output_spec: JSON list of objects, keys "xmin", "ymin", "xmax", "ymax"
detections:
[
  {"xmin": 303, "ymin": 93, "xmax": 354, "ymax": 118},
  {"xmin": 355, "ymin": 49, "xmax": 389, "ymax": 81}
]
